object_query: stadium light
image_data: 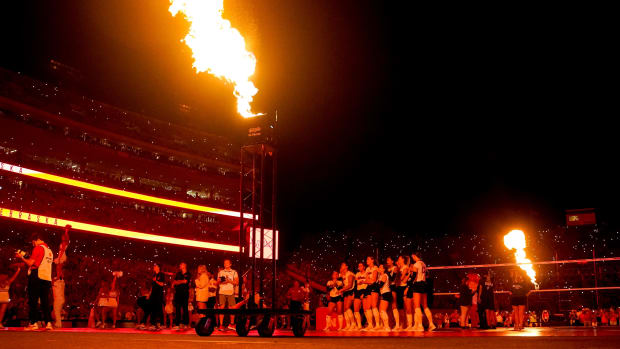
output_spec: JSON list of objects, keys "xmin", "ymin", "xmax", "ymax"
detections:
[
  {"xmin": 0, "ymin": 161, "xmax": 254, "ymax": 219},
  {"xmin": 0, "ymin": 207, "xmax": 239, "ymax": 252}
]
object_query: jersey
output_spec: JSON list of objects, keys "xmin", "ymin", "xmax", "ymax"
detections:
[
  {"xmin": 398, "ymin": 265, "xmax": 410, "ymax": 286},
  {"xmin": 365, "ymin": 266, "xmax": 378, "ymax": 284},
  {"xmin": 379, "ymin": 273, "xmax": 391, "ymax": 294},
  {"xmin": 327, "ymin": 279, "xmax": 344, "ymax": 298},
  {"xmin": 355, "ymin": 272, "xmax": 367, "ymax": 290},
  {"xmin": 341, "ymin": 270, "xmax": 355, "ymax": 291},
  {"xmin": 412, "ymin": 261, "xmax": 426, "ymax": 282},
  {"xmin": 387, "ymin": 265, "xmax": 398, "ymax": 286}
]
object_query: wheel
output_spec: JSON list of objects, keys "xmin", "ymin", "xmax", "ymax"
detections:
[
  {"xmin": 195, "ymin": 315, "xmax": 215, "ymax": 336},
  {"xmin": 291, "ymin": 315, "xmax": 308, "ymax": 337},
  {"xmin": 236, "ymin": 315, "xmax": 251, "ymax": 337},
  {"xmin": 257, "ymin": 315, "xmax": 275, "ymax": 337}
]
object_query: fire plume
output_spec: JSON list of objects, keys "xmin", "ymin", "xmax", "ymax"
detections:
[
  {"xmin": 503, "ymin": 229, "xmax": 538, "ymax": 285},
  {"xmin": 169, "ymin": 0, "xmax": 262, "ymax": 118}
]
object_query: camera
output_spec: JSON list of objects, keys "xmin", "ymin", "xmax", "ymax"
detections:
[
  {"xmin": 220, "ymin": 276, "xmax": 226, "ymax": 282},
  {"xmin": 113, "ymin": 271, "xmax": 123, "ymax": 277},
  {"xmin": 16, "ymin": 249, "xmax": 27, "ymax": 258}
]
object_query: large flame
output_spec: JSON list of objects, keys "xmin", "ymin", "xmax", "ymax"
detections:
[
  {"xmin": 503, "ymin": 229, "xmax": 537, "ymax": 286},
  {"xmin": 169, "ymin": 0, "xmax": 262, "ymax": 118}
]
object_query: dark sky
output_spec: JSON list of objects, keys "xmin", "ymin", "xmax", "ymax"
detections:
[{"xmin": 1, "ymin": 1, "xmax": 617, "ymax": 249}]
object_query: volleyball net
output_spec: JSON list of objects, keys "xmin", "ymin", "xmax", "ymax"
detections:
[{"xmin": 428, "ymin": 257, "xmax": 620, "ymax": 312}]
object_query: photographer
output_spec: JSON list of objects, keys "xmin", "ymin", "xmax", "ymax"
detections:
[
  {"xmin": 217, "ymin": 259, "xmax": 238, "ymax": 331},
  {"xmin": 16, "ymin": 232, "xmax": 54, "ymax": 330}
]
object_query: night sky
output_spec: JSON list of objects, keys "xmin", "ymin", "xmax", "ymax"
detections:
[{"xmin": 1, "ymin": 1, "xmax": 617, "ymax": 250}]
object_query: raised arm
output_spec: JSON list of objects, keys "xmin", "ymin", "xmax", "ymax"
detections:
[
  {"xmin": 111, "ymin": 275, "xmax": 117, "ymax": 291},
  {"xmin": 7, "ymin": 266, "xmax": 21, "ymax": 285}
]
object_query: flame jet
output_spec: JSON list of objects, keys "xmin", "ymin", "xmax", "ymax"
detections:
[
  {"xmin": 169, "ymin": 0, "xmax": 262, "ymax": 118},
  {"xmin": 504, "ymin": 229, "xmax": 538, "ymax": 286}
]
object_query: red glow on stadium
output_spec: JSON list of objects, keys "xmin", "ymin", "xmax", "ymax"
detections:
[
  {"xmin": 0, "ymin": 161, "xmax": 254, "ymax": 219},
  {"xmin": 0, "ymin": 207, "xmax": 240, "ymax": 252}
]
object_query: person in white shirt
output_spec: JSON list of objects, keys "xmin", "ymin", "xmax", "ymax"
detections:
[
  {"xmin": 411, "ymin": 252, "xmax": 435, "ymax": 331},
  {"xmin": 217, "ymin": 259, "xmax": 238, "ymax": 331}
]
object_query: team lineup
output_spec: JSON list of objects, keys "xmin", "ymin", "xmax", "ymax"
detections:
[{"xmin": 325, "ymin": 253, "xmax": 434, "ymax": 332}]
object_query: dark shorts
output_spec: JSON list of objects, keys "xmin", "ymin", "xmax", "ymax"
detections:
[
  {"xmin": 511, "ymin": 296, "xmax": 527, "ymax": 306},
  {"xmin": 206, "ymin": 297, "xmax": 216, "ymax": 309},
  {"xmin": 381, "ymin": 292, "xmax": 393, "ymax": 303},
  {"xmin": 343, "ymin": 290, "xmax": 354, "ymax": 298},
  {"xmin": 395, "ymin": 286, "xmax": 406, "ymax": 309},
  {"xmin": 412, "ymin": 281, "xmax": 427, "ymax": 294},
  {"xmin": 406, "ymin": 285, "xmax": 415, "ymax": 299},
  {"xmin": 369, "ymin": 284, "xmax": 380, "ymax": 294},
  {"xmin": 329, "ymin": 296, "xmax": 343, "ymax": 303},
  {"xmin": 356, "ymin": 288, "xmax": 370, "ymax": 299}
]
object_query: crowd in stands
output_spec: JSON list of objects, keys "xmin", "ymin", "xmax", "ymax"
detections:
[
  {"xmin": 0, "ymin": 176, "xmax": 237, "ymax": 244},
  {"xmin": 1, "ymin": 108, "xmax": 238, "ymax": 209},
  {"xmin": 0, "ymin": 67, "xmax": 237, "ymax": 164}
]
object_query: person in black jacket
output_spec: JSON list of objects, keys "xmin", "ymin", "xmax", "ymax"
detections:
[
  {"xmin": 509, "ymin": 269, "xmax": 532, "ymax": 331},
  {"xmin": 149, "ymin": 263, "xmax": 165, "ymax": 330},
  {"xmin": 172, "ymin": 262, "xmax": 191, "ymax": 330},
  {"xmin": 458, "ymin": 277, "xmax": 473, "ymax": 328},
  {"xmin": 478, "ymin": 271, "xmax": 496, "ymax": 329}
]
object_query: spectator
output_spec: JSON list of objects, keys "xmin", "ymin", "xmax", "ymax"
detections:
[
  {"xmin": 194, "ymin": 265, "xmax": 209, "ymax": 315},
  {"xmin": 95, "ymin": 275, "xmax": 120, "ymax": 329},
  {"xmin": 172, "ymin": 262, "xmax": 191, "ymax": 330},
  {"xmin": 149, "ymin": 263, "xmax": 165, "ymax": 330},
  {"xmin": 0, "ymin": 266, "xmax": 21, "ymax": 329},
  {"xmin": 164, "ymin": 288, "xmax": 175, "ymax": 328},
  {"xmin": 217, "ymin": 259, "xmax": 238, "ymax": 331},
  {"xmin": 52, "ymin": 275, "xmax": 65, "ymax": 328},
  {"xmin": 457, "ymin": 277, "xmax": 473, "ymax": 328}
]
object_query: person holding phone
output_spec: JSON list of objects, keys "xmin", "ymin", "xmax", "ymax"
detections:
[{"xmin": 217, "ymin": 259, "xmax": 238, "ymax": 331}]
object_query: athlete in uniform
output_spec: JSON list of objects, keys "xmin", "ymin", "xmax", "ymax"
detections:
[
  {"xmin": 395, "ymin": 256, "xmax": 408, "ymax": 331},
  {"xmin": 340, "ymin": 262, "xmax": 356, "ymax": 330},
  {"xmin": 363, "ymin": 256, "xmax": 381, "ymax": 330},
  {"xmin": 385, "ymin": 256, "xmax": 401, "ymax": 330},
  {"xmin": 402, "ymin": 256, "xmax": 416, "ymax": 330},
  {"xmin": 324, "ymin": 271, "xmax": 344, "ymax": 331},
  {"xmin": 353, "ymin": 263, "xmax": 367, "ymax": 330},
  {"xmin": 411, "ymin": 252, "xmax": 435, "ymax": 331},
  {"xmin": 377, "ymin": 265, "xmax": 393, "ymax": 331}
]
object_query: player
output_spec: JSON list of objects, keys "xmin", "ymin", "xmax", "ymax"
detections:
[
  {"xmin": 340, "ymin": 262, "xmax": 356, "ymax": 330},
  {"xmin": 363, "ymin": 256, "xmax": 380, "ymax": 331},
  {"xmin": 353, "ymin": 262, "xmax": 367, "ymax": 330},
  {"xmin": 411, "ymin": 252, "xmax": 435, "ymax": 331},
  {"xmin": 324, "ymin": 271, "xmax": 344, "ymax": 331},
  {"xmin": 377, "ymin": 264, "xmax": 393, "ymax": 331}
]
